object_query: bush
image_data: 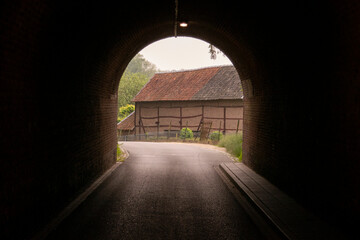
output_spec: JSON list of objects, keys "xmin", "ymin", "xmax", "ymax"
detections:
[
  {"xmin": 218, "ymin": 133, "xmax": 243, "ymax": 161},
  {"xmin": 179, "ymin": 128, "xmax": 193, "ymax": 139},
  {"xmin": 210, "ymin": 131, "xmax": 223, "ymax": 141}
]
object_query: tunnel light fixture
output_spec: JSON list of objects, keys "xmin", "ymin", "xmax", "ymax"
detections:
[
  {"xmin": 174, "ymin": 0, "xmax": 188, "ymax": 37},
  {"xmin": 179, "ymin": 21, "xmax": 188, "ymax": 28}
]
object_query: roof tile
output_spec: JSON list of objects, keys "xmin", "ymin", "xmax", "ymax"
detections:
[
  {"xmin": 117, "ymin": 112, "xmax": 135, "ymax": 130},
  {"xmin": 132, "ymin": 66, "xmax": 242, "ymax": 102}
]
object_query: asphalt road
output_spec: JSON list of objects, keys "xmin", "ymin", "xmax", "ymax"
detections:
[{"xmin": 47, "ymin": 142, "xmax": 264, "ymax": 240}]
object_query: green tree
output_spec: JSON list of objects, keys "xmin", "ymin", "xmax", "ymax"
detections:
[
  {"xmin": 124, "ymin": 54, "xmax": 157, "ymax": 78},
  {"xmin": 118, "ymin": 72, "xmax": 148, "ymax": 107},
  {"xmin": 117, "ymin": 54, "xmax": 158, "ymax": 108}
]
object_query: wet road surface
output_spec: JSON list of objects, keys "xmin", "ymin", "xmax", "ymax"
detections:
[{"xmin": 47, "ymin": 142, "xmax": 264, "ymax": 240}]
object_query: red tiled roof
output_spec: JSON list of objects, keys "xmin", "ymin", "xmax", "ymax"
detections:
[
  {"xmin": 117, "ymin": 112, "xmax": 135, "ymax": 130},
  {"xmin": 132, "ymin": 66, "xmax": 242, "ymax": 102}
]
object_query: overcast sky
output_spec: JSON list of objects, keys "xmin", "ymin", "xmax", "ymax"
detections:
[{"xmin": 139, "ymin": 37, "xmax": 233, "ymax": 71}]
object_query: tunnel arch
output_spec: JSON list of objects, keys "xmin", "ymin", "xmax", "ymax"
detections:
[
  {"xmin": 103, "ymin": 20, "xmax": 261, "ymax": 168},
  {"xmin": 107, "ymin": 20, "xmax": 258, "ymax": 100},
  {"xmin": 1, "ymin": 1, "xmax": 360, "ymax": 239},
  {"xmin": 64, "ymin": 3, "xmax": 360, "ymax": 235}
]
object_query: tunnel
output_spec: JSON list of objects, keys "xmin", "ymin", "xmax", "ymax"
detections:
[{"xmin": 0, "ymin": 0, "xmax": 359, "ymax": 238}]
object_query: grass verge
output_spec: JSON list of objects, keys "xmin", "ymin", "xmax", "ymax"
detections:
[
  {"xmin": 117, "ymin": 144, "xmax": 125, "ymax": 162},
  {"xmin": 218, "ymin": 133, "xmax": 243, "ymax": 162}
]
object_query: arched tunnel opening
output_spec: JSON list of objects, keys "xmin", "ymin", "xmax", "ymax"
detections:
[
  {"xmin": 0, "ymin": 1, "xmax": 359, "ymax": 239},
  {"xmin": 116, "ymin": 37, "xmax": 243, "ymax": 142}
]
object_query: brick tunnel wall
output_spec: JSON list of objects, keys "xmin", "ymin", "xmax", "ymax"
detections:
[
  {"xmin": 0, "ymin": 0, "xmax": 359, "ymax": 238},
  {"xmin": 0, "ymin": 2, "xmax": 121, "ymax": 238},
  {"xmin": 240, "ymin": 1, "xmax": 360, "ymax": 234},
  {"xmin": 0, "ymin": 1, "xmax": 173, "ymax": 238},
  {"xmin": 241, "ymin": 1, "xmax": 360, "ymax": 234}
]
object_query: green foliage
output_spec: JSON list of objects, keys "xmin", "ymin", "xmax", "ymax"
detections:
[
  {"xmin": 124, "ymin": 54, "xmax": 157, "ymax": 78},
  {"xmin": 118, "ymin": 104, "xmax": 135, "ymax": 122},
  {"xmin": 117, "ymin": 54, "xmax": 158, "ymax": 108},
  {"xmin": 218, "ymin": 133, "xmax": 243, "ymax": 161},
  {"xmin": 118, "ymin": 72, "xmax": 148, "ymax": 107},
  {"xmin": 210, "ymin": 131, "xmax": 223, "ymax": 141},
  {"xmin": 117, "ymin": 144, "xmax": 124, "ymax": 162},
  {"xmin": 179, "ymin": 128, "xmax": 194, "ymax": 139}
]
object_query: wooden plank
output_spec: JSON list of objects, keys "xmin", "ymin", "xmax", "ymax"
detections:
[
  {"xmin": 236, "ymin": 119, "xmax": 240, "ymax": 134},
  {"xmin": 179, "ymin": 107, "xmax": 182, "ymax": 130},
  {"xmin": 139, "ymin": 105, "xmax": 243, "ymax": 109},
  {"xmin": 140, "ymin": 114, "xmax": 202, "ymax": 120},
  {"xmin": 206, "ymin": 122, "xmax": 213, "ymax": 139},
  {"xmin": 204, "ymin": 117, "xmax": 243, "ymax": 120},
  {"xmin": 157, "ymin": 107, "xmax": 159, "ymax": 139},
  {"xmin": 224, "ymin": 107, "xmax": 226, "ymax": 134},
  {"xmin": 196, "ymin": 105, "xmax": 204, "ymax": 133},
  {"xmin": 168, "ymin": 120, "xmax": 172, "ymax": 139},
  {"xmin": 135, "ymin": 125, "xmax": 199, "ymax": 128},
  {"xmin": 134, "ymin": 103, "xmax": 138, "ymax": 135},
  {"xmin": 140, "ymin": 119, "xmax": 146, "ymax": 135}
]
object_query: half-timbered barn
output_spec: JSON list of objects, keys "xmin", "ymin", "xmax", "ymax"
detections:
[{"xmin": 120, "ymin": 65, "xmax": 243, "ymax": 138}]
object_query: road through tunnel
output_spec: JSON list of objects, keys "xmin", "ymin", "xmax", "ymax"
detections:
[{"xmin": 0, "ymin": 1, "xmax": 359, "ymax": 238}]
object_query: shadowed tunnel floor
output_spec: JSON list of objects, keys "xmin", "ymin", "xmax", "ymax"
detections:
[{"xmin": 47, "ymin": 142, "xmax": 264, "ymax": 240}]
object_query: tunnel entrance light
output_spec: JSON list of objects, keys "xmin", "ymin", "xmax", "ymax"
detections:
[
  {"xmin": 174, "ymin": 0, "xmax": 188, "ymax": 37},
  {"xmin": 179, "ymin": 22, "xmax": 188, "ymax": 28}
]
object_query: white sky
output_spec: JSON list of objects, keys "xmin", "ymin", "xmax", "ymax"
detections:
[{"xmin": 139, "ymin": 37, "xmax": 232, "ymax": 71}]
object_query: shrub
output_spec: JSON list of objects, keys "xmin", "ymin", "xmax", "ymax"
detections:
[
  {"xmin": 218, "ymin": 133, "xmax": 243, "ymax": 161},
  {"xmin": 210, "ymin": 131, "xmax": 223, "ymax": 141},
  {"xmin": 179, "ymin": 128, "xmax": 193, "ymax": 139}
]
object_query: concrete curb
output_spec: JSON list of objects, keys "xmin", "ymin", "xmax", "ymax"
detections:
[
  {"xmin": 32, "ymin": 161, "xmax": 123, "ymax": 240},
  {"xmin": 216, "ymin": 164, "xmax": 284, "ymax": 240},
  {"xmin": 218, "ymin": 162, "xmax": 344, "ymax": 240},
  {"xmin": 118, "ymin": 142, "xmax": 129, "ymax": 160}
]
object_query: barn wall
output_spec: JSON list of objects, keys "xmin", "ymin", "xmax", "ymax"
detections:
[{"xmin": 135, "ymin": 100, "xmax": 243, "ymax": 134}]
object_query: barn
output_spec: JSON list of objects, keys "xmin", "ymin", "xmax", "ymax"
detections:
[
  {"xmin": 117, "ymin": 111, "xmax": 135, "ymax": 136},
  {"xmin": 118, "ymin": 65, "xmax": 243, "ymax": 139}
]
